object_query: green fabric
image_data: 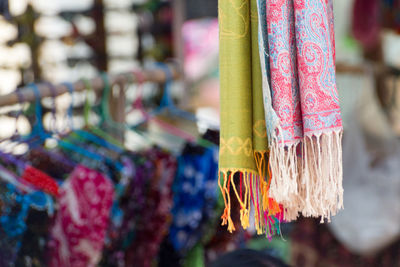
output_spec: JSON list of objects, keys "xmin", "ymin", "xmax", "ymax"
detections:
[
  {"xmin": 250, "ymin": 1, "xmax": 268, "ymax": 154},
  {"xmin": 183, "ymin": 244, "xmax": 205, "ymax": 267},
  {"xmin": 219, "ymin": 0, "xmax": 268, "ymax": 174},
  {"xmin": 247, "ymin": 237, "xmax": 291, "ymax": 264}
]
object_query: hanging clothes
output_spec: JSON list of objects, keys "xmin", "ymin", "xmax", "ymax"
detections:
[
  {"xmin": 169, "ymin": 144, "xmax": 219, "ymax": 253},
  {"xmin": 218, "ymin": 0, "xmax": 283, "ymax": 236},
  {"xmin": 0, "ymin": 179, "xmax": 53, "ymax": 267},
  {"xmin": 48, "ymin": 165, "xmax": 114, "ymax": 267},
  {"xmin": 258, "ymin": 0, "xmax": 343, "ymax": 221},
  {"xmin": 125, "ymin": 149, "xmax": 177, "ymax": 267},
  {"xmin": 100, "ymin": 151, "xmax": 156, "ymax": 266},
  {"xmin": 352, "ymin": 0, "xmax": 381, "ymax": 49},
  {"xmin": 15, "ymin": 148, "xmax": 68, "ymax": 267},
  {"xmin": 15, "ymin": 203, "xmax": 54, "ymax": 267},
  {"xmin": 219, "ymin": 0, "xmax": 343, "ymax": 233}
]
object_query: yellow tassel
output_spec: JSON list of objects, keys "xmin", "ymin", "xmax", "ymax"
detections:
[
  {"xmin": 218, "ymin": 172, "xmax": 229, "ymax": 226},
  {"xmin": 240, "ymin": 208, "xmax": 250, "ymax": 229},
  {"xmin": 219, "ymin": 162, "xmax": 284, "ymax": 236}
]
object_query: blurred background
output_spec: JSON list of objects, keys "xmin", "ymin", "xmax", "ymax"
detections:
[{"xmin": 0, "ymin": 0, "xmax": 399, "ymax": 266}]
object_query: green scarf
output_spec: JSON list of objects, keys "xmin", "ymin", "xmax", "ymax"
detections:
[{"xmin": 219, "ymin": 0, "xmax": 281, "ymax": 235}]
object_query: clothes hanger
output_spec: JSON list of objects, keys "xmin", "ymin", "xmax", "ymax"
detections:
[
  {"xmin": 129, "ymin": 70, "xmax": 195, "ymax": 140},
  {"xmin": 13, "ymin": 83, "xmax": 50, "ymax": 149},
  {"xmin": 0, "ymin": 106, "xmax": 60, "ymax": 198},
  {"xmin": 0, "ymin": 85, "xmax": 63, "ymax": 196},
  {"xmin": 30, "ymin": 82, "xmax": 77, "ymax": 169},
  {"xmin": 56, "ymin": 81, "xmax": 124, "ymax": 171},
  {"xmin": 128, "ymin": 65, "xmax": 216, "ymax": 149},
  {"xmin": 98, "ymin": 71, "xmax": 153, "ymax": 148},
  {"xmin": 61, "ymin": 81, "xmax": 124, "ymax": 154},
  {"xmin": 23, "ymin": 82, "xmax": 108, "ymax": 169},
  {"xmin": 79, "ymin": 78, "xmax": 126, "ymax": 149},
  {"xmin": 0, "ymin": 88, "xmax": 27, "ymax": 151}
]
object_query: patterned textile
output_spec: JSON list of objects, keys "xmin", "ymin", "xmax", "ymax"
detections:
[
  {"xmin": 0, "ymin": 176, "xmax": 53, "ymax": 267},
  {"xmin": 48, "ymin": 165, "xmax": 114, "ymax": 267},
  {"xmin": 169, "ymin": 145, "xmax": 219, "ymax": 252},
  {"xmin": 257, "ymin": 0, "xmax": 343, "ymax": 221},
  {"xmin": 218, "ymin": 0, "xmax": 283, "ymax": 237},
  {"xmin": 125, "ymin": 149, "xmax": 177, "ymax": 267},
  {"xmin": 100, "ymin": 152, "xmax": 155, "ymax": 267}
]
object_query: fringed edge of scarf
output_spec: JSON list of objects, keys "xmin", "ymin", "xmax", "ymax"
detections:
[
  {"xmin": 218, "ymin": 151, "xmax": 284, "ymax": 240},
  {"xmin": 269, "ymin": 129, "xmax": 343, "ymax": 222}
]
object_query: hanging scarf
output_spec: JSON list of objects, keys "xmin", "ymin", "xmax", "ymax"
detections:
[
  {"xmin": 219, "ymin": 0, "xmax": 283, "ymax": 235},
  {"xmin": 258, "ymin": 0, "xmax": 343, "ymax": 221},
  {"xmin": 48, "ymin": 165, "xmax": 114, "ymax": 267}
]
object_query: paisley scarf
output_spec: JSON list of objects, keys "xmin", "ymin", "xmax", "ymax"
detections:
[
  {"xmin": 219, "ymin": 0, "xmax": 283, "ymax": 236},
  {"xmin": 258, "ymin": 0, "xmax": 343, "ymax": 221}
]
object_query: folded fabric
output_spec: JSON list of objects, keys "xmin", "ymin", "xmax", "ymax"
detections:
[
  {"xmin": 259, "ymin": 0, "xmax": 343, "ymax": 221},
  {"xmin": 218, "ymin": 0, "xmax": 283, "ymax": 237}
]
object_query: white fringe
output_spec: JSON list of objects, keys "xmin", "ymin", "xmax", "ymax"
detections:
[
  {"xmin": 255, "ymin": 0, "xmax": 343, "ymax": 223},
  {"xmin": 269, "ymin": 129, "xmax": 343, "ymax": 222}
]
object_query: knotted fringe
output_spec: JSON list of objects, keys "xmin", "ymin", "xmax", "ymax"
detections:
[
  {"xmin": 269, "ymin": 130, "xmax": 343, "ymax": 222},
  {"xmin": 218, "ymin": 152, "xmax": 284, "ymax": 238}
]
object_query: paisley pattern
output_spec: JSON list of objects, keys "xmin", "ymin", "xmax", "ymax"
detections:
[
  {"xmin": 258, "ymin": 0, "xmax": 343, "ymax": 221},
  {"xmin": 266, "ymin": 0, "xmax": 342, "ymax": 143}
]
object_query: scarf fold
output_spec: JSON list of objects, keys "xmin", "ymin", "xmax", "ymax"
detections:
[
  {"xmin": 219, "ymin": 0, "xmax": 282, "ymax": 236},
  {"xmin": 259, "ymin": 0, "xmax": 343, "ymax": 221}
]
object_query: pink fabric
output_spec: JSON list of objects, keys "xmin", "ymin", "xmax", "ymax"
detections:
[
  {"xmin": 266, "ymin": 0, "xmax": 342, "ymax": 144},
  {"xmin": 48, "ymin": 165, "xmax": 114, "ymax": 267},
  {"xmin": 262, "ymin": 0, "xmax": 344, "ymax": 221},
  {"xmin": 352, "ymin": 0, "xmax": 380, "ymax": 49}
]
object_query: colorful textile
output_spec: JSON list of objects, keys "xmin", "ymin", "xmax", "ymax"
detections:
[
  {"xmin": 48, "ymin": 165, "xmax": 114, "ymax": 267},
  {"xmin": 125, "ymin": 149, "xmax": 177, "ymax": 267},
  {"xmin": 100, "ymin": 152, "xmax": 155, "ymax": 266},
  {"xmin": 218, "ymin": 0, "xmax": 282, "ymax": 236},
  {"xmin": 169, "ymin": 145, "xmax": 219, "ymax": 252},
  {"xmin": 352, "ymin": 0, "xmax": 380, "ymax": 49},
  {"xmin": 21, "ymin": 166, "xmax": 60, "ymax": 197},
  {"xmin": 258, "ymin": 0, "xmax": 343, "ymax": 221},
  {"xmin": 0, "ymin": 178, "xmax": 53, "ymax": 267}
]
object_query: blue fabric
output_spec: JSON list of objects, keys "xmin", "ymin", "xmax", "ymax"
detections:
[
  {"xmin": 0, "ymin": 181, "xmax": 53, "ymax": 267},
  {"xmin": 169, "ymin": 146, "xmax": 219, "ymax": 252}
]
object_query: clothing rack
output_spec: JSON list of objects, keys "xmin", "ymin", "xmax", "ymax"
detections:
[{"xmin": 0, "ymin": 64, "xmax": 180, "ymax": 107}]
